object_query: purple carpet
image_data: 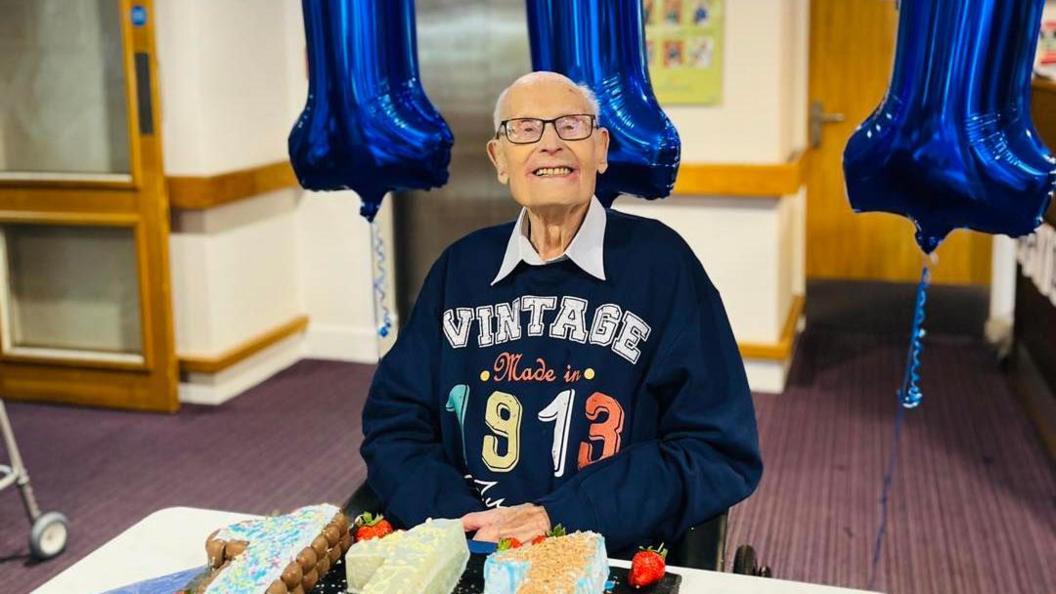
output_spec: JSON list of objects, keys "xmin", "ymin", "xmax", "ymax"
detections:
[
  {"xmin": 726, "ymin": 281, "xmax": 1056, "ymax": 593},
  {"xmin": 727, "ymin": 331, "xmax": 1056, "ymax": 593},
  {"xmin": 0, "ymin": 359, "xmax": 373, "ymax": 593},
  {"xmin": 1, "ymin": 287, "xmax": 1054, "ymax": 592}
]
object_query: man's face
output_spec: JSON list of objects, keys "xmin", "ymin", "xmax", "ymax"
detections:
[{"xmin": 487, "ymin": 79, "xmax": 609, "ymax": 210}]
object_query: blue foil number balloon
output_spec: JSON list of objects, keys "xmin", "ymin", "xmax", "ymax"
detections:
[
  {"xmin": 289, "ymin": 0, "xmax": 453, "ymax": 221},
  {"xmin": 527, "ymin": 0, "xmax": 681, "ymax": 207},
  {"xmin": 844, "ymin": 0, "xmax": 1055, "ymax": 253}
]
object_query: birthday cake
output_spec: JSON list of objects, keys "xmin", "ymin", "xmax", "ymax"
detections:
[
  {"xmin": 344, "ymin": 517, "xmax": 469, "ymax": 593},
  {"xmin": 188, "ymin": 503, "xmax": 352, "ymax": 594},
  {"xmin": 483, "ymin": 531, "xmax": 608, "ymax": 594}
]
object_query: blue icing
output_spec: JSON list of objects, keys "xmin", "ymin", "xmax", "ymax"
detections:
[
  {"xmin": 483, "ymin": 555, "xmax": 530, "ymax": 594},
  {"xmin": 205, "ymin": 504, "xmax": 339, "ymax": 594},
  {"xmin": 482, "ymin": 532, "xmax": 608, "ymax": 593}
]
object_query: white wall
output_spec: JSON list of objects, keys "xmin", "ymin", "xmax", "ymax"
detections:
[
  {"xmin": 614, "ymin": 196, "xmax": 792, "ymax": 344},
  {"xmin": 169, "ymin": 190, "xmax": 302, "ymax": 355},
  {"xmin": 158, "ymin": 0, "xmax": 387, "ymax": 404},
  {"xmin": 155, "ymin": 0, "xmax": 295, "ymax": 174},
  {"xmin": 298, "ymin": 195, "xmax": 396, "ymax": 362},
  {"xmin": 986, "ymin": 235, "xmax": 1017, "ymax": 349},
  {"xmin": 159, "ymin": 0, "xmax": 304, "ymax": 365}
]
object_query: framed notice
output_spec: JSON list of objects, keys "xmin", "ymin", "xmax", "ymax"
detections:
[
  {"xmin": 644, "ymin": 0, "xmax": 725, "ymax": 105},
  {"xmin": 1037, "ymin": 19, "xmax": 1056, "ymax": 79}
]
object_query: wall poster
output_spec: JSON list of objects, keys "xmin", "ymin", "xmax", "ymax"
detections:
[{"xmin": 644, "ymin": 0, "xmax": 725, "ymax": 105}]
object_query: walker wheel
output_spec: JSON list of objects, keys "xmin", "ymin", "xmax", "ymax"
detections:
[
  {"xmin": 732, "ymin": 544, "xmax": 756, "ymax": 575},
  {"xmin": 29, "ymin": 511, "xmax": 69, "ymax": 560},
  {"xmin": 732, "ymin": 544, "xmax": 772, "ymax": 577}
]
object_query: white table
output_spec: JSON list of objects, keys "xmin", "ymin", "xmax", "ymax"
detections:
[{"xmin": 33, "ymin": 507, "xmax": 881, "ymax": 594}]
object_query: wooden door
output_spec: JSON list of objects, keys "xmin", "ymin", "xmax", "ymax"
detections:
[
  {"xmin": 807, "ymin": 0, "xmax": 992, "ymax": 284},
  {"xmin": 0, "ymin": 0, "xmax": 177, "ymax": 411}
]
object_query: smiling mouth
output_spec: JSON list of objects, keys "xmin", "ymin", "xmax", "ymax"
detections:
[{"xmin": 533, "ymin": 166, "xmax": 574, "ymax": 177}]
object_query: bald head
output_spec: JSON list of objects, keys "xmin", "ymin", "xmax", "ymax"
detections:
[
  {"xmin": 485, "ymin": 70, "xmax": 609, "ymax": 213},
  {"xmin": 492, "ymin": 71, "xmax": 600, "ymax": 131}
]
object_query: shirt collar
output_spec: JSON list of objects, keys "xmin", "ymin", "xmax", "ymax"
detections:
[{"xmin": 491, "ymin": 195, "xmax": 607, "ymax": 285}]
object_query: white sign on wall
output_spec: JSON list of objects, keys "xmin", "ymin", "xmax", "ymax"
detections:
[{"xmin": 1017, "ymin": 222, "xmax": 1056, "ymax": 306}]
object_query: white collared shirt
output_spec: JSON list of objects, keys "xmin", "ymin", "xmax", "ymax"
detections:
[{"xmin": 491, "ymin": 195, "xmax": 607, "ymax": 285}]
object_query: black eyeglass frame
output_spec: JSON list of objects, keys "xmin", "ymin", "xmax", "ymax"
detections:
[{"xmin": 494, "ymin": 114, "xmax": 599, "ymax": 144}]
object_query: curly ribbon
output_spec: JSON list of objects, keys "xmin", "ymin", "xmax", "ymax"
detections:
[
  {"xmin": 899, "ymin": 264, "xmax": 930, "ymax": 408},
  {"xmin": 869, "ymin": 262, "xmax": 930, "ymax": 589},
  {"xmin": 370, "ymin": 218, "xmax": 393, "ymax": 339}
]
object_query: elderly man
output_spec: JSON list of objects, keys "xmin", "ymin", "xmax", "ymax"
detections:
[{"xmin": 361, "ymin": 71, "xmax": 761, "ymax": 553}]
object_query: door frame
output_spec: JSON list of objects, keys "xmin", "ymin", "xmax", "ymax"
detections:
[{"xmin": 0, "ymin": 0, "xmax": 178, "ymax": 411}]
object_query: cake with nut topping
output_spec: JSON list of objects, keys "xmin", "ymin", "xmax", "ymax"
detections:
[{"xmin": 483, "ymin": 531, "xmax": 608, "ymax": 594}]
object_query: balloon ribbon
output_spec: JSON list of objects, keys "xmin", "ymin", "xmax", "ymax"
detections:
[{"xmin": 869, "ymin": 263, "xmax": 930, "ymax": 589}]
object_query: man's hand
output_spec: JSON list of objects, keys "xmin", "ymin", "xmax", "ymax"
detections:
[{"xmin": 461, "ymin": 504, "xmax": 551, "ymax": 543}]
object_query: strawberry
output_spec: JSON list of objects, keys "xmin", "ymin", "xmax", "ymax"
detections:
[
  {"xmin": 353, "ymin": 512, "xmax": 393, "ymax": 541},
  {"xmin": 497, "ymin": 537, "xmax": 523, "ymax": 551},
  {"xmin": 531, "ymin": 523, "xmax": 567, "ymax": 545},
  {"xmin": 628, "ymin": 544, "xmax": 667, "ymax": 588}
]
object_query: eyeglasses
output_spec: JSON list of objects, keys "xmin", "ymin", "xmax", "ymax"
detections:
[{"xmin": 495, "ymin": 114, "xmax": 598, "ymax": 144}]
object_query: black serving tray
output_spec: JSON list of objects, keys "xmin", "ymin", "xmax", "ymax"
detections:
[{"xmin": 312, "ymin": 553, "xmax": 681, "ymax": 594}]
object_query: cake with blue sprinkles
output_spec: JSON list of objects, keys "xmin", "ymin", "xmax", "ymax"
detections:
[
  {"xmin": 188, "ymin": 503, "xmax": 353, "ymax": 594},
  {"xmin": 483, "ymin": 531, "xmax": 608, "ymax": 594}
]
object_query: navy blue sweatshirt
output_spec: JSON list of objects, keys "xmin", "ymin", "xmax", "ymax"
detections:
[{"xmin": 361, "ymin": 209, "xmax": 762, "ymax": 552}]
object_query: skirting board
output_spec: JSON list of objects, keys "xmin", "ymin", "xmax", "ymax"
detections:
[
  {"xmin": 179, "ymin": 332, "xmax": 304, "ymax": 405},
  {"xmin": 744, "ymin": 314, "xmax": 805, "ymax": 394},
  {"xmin": 301, "ymin": 322, "xmax": 384, "ymax": 363},
  {"xmin": 743, "ymin": 356, "xmax": 793, "ymax": 394},
  {"xmin": 179, "ymin": 323, "xmax": 387, "ymax": 406}
]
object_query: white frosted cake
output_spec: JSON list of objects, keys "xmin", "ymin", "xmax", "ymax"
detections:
[
  {"xmin": 344, "ymin": 517, "xmax": 470, "ymax": 594},
  {"xmin": 483, "ymin": 531, "xmax": 608, "ymax": 594}
]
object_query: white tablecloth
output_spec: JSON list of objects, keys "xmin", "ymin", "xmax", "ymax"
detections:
[{"xmin": 33, "ymin": 507, "xmax": 881, "ymax": 594}]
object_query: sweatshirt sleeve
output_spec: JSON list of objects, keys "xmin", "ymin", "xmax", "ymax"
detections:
[
  {"xmin": 536, "ymin": 262, "xmax": 762, "ymax": 552},
  {"xmin": 360, "ymin": 249, "xmax": 486, "ymax": 527}
]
